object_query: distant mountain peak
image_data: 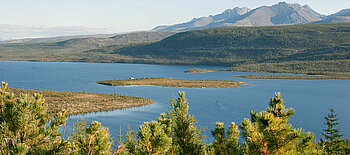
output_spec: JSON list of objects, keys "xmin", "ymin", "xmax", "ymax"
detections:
[
  {"xmin": 152, "ymin": 6, "xmax": 251, "ymax": 31},
  {"xmin": 153, "ymin": 2, "xmax": 348, "ymax": 31}
]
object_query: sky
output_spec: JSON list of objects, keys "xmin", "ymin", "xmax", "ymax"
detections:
[{"xmin": 0, "ymin": 0, "xmax": 349, "ymax": 38}]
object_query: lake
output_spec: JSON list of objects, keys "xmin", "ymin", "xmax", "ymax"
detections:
[{"xmin": 1, "ymin": 61, "xmax": 349, "ymax": 143}]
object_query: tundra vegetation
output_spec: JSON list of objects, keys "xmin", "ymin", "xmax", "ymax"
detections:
[
  {"xmin": 97, "ymin": 77, "xmax": 247, "ymax": 88},
  {"xmin": 1, "ymin": 82, "xmax": 349, "ymax": 154}
]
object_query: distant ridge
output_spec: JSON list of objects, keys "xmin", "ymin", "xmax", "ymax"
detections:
[
  {"xmin": 0, "ymin": 34, "xmax": 116, "ymax": 44},
  {"xmin": 315, "ymin": 9, "xmax": 350, "ymax": 24},
  {"xmin": 153, "ymin": 2, "xmax": 349, "ymax": 31},
  {"xmin": 54, "ymin": 31, "xmax": 178, "ymax": 48},
  {"xmin": 0, "ymin": 31, "xmax": 178, "ymax": 50}
]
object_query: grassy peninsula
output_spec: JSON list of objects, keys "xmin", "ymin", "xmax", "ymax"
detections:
[
  {"xmin": 185, "ymin": 68, "xmax": 216, "ymax": 73},
  {"xmin": 97, "ymin": 77, "xmax": 247, "ymax": 88},
  {"xmin": 7, "ymin": 88, "xmax": 154, "ymax": 115}
]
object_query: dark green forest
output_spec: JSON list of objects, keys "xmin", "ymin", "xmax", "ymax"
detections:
[
  {"xmin": 109, "ymin": 23, "xmax": 350, "ymax": 77},
  {"xmin": 1, "ymin": 82, "xmax": 349, "ymax": 154}
]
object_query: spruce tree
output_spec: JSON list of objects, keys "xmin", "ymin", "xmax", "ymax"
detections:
[{"xmin": 322, "ymin": 108, "xmax": 343, "ymax": 154}]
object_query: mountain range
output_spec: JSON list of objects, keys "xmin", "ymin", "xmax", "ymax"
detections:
[{"xmin": 153, "ymin": 2, "xmax": 350, "ymax": 31}]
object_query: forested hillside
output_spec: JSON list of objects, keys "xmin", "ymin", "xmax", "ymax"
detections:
[{"xmin": 108, "ymin": 23, "xmax": 350, "ymax": 76}]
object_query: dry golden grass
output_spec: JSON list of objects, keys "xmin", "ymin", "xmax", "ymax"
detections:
[
  {"xmin": 8, "ymin": 88, "xmax": 154, "ymax": 115},
  {"xmin": 97, "ymin": 77, "xmax": 248, "ymax": 88}
]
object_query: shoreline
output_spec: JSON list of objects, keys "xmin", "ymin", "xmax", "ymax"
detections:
[
  {"xmin": 2, "ymin": 60, "xmax": 349, "ymax": 80},
  {"xmin": 97, "ymin": 77, "xmax": 249, "ymax": 88},
  {"xmin": 235, "ymin": 75, "xmax": 350, "ymax": 79}
]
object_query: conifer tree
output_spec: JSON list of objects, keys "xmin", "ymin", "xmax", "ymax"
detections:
[
  {"xmin": 211, "ymin": 122, "xmax": 240, "ymax": 155},
  {"xmin": 322, "ymin": 108, "xmax": 343, "ymax": 154},
  {"xmin": 0, "ymin": 82, "xmax": 70, "ymax": 154},
  {"xmin": 117, "ymin": 91, "xmax": 206, "ymax": 155},
  {"xmin": 343, "ymin": 138, "xmax": 350, "ymax": 154},
  {"xmin": 240, "ymin": 92, "xmax": 314, "ymax": 154},
  {"xmin": 169, "ymin": 91, "xmax": 206, "ymax": 155},
  {"xmin": 70, "ymin": 120, "xmax": 113, "ymax": 155},
  {"xmin": 135, "ymin": 121, "xmax": 172, "ymax": 154},
  {"xmin": 225, "ymin": 122, "xmax": 241, "ymax": 154},
  {"xmin": 211, "ymin": 122, "xmax": 226, "ymax": 155},
  {"xmin": 116, "ymin": 126, "xmax": 137, "ymax": 154}
]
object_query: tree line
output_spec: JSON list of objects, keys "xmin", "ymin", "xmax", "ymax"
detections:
[{"xmin": 1, "ymin": 82, "xmax": 349, "ymax": 154}]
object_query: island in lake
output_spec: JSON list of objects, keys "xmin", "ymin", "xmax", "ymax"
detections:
[
  {"xmin": 8, "ymin": 88, "xmax": 154, "ymax": 115},
  {"xmin": 97, "ymin": 77, "xmax": 248, "ymax": 88},
  {"xmin": 185, "ymin": 68, "xmax": 216, "ymax": 73}
]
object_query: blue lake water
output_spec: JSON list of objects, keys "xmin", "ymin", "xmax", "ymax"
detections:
[{"xmin": 1, "ymin": 61, "xmax": 349, "ymax": 143}]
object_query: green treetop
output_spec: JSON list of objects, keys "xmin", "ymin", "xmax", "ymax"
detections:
[
  {"xmin": 322, "ymin": 108, "xmax": 343, "ymax": 154},
  {"xmin": 240, "ymin": 92, "xmax": 315, "ymax": 154}
]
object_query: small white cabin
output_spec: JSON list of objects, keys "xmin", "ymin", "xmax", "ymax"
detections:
[{"xmin": 129, "ymin": 77, "xmax": 135, "ymax": 80}]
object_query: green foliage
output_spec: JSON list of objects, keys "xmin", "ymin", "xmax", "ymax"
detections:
[
  {"xmin": 135, "ymin": 121, "xmax": 172, "ymax": 154},
  {"xmin": 69, "ymin": 120, "xmax": 113, "ymax": 155},
  {"xmin": 239, "ymin": 92, "xmax": 316, "ymax": 154},
  {"xmin": 118, "ymin": 91, "xmax": 206, "ymax": 155},
  {"xmin": 0, "ymin": 82, "xmax": 115, "ymax": 154},
  {"xmin": 116, "ymin": 126, "xmax": 138, "ymax": 154},
  {"xmin": 343, "ymin": 138, "xmax": 350, "ymax": 154},
  {"xmin": 321, "ymin": 108, "xmax": 344, "ymax": 154},
  {"xmin": 210, "ymin": 122, "xmax": 241, "ymax": 155},
  {"xmin": 0, "ymin": 82, "xmax": 70, "ymax": 154},
  {"xmin": 169, "ymin": 92, "xmax": 206, "ymax": 154}
]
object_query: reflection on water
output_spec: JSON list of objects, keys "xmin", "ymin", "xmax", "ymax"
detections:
[{"xmin": 1, "ymin": 61, "xmax": 349, "ymax": 143}]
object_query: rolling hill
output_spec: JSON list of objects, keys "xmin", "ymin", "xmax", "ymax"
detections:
[
  {"xmin": 0, "ymin": 31, "xmax": 178, "ymax": 62},
  {"xmin": 112, "ymin": 23, "xmax": 350, "ymax": 76}
]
